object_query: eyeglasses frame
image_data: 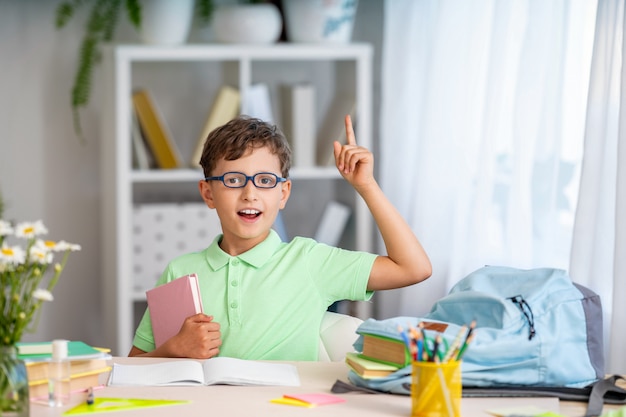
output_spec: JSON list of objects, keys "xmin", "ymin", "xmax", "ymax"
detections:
[{"xmin": 204, "ymin": 171, "xmax": 288, "ymax": 189}]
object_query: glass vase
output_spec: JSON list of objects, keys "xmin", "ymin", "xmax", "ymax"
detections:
[{"xmin": 0, "ymin": 346, "xmax": 29, "ymax": 417}]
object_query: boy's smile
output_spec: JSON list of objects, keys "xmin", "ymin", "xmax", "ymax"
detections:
[{"xmin": 198, "ymin": 146, "xmax": 291, "ymax": 256}]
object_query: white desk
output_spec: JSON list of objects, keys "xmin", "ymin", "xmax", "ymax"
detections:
[{"xmin": 30, "ymin": 358, "xmax": 623, "ymax": 417}]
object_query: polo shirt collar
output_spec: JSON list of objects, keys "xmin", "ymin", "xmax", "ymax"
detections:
[{"xmin": 205, "ymin": 229, "xmax": 282, "ymax": 270}]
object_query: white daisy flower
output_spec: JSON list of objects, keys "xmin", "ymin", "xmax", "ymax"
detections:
[
  {"xmin": 33, "ymin": 288, "xmax": 54, "ymax": 302},
  {"xmin": 0, "ymin": 220, "xmax": 13, "ymax": 237},
  {"xmin": 29, "ymin": 244, "xmax": 53, "ymax": 265},
  {"xmin": 39, "ymin": 240, "xmax": 58, "ymax": 250},
  {"xmin": 0, "ymin": 244, "xmax": 26, "ymax": 265},
  {"xmin": 15, "ymin": 221, "xmax": 48, "ymax": 239},
  {"xmin": 54, "ymin": 240, "xmax": 81, "ymax": 252}
]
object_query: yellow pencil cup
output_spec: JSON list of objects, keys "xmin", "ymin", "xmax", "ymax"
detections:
[{"xmin": 410, "ymin": 360, "xmax": 461, "ymax": 417}]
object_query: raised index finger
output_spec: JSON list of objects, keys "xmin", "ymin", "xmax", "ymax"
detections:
[{"xmin": 344, "ymin": 114, "xmax": 357, "ymax": 146}]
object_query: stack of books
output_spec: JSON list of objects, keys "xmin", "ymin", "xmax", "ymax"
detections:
[
  {"xmin": 17, "ymin": 340, "xmax": 112, "ymax": 400},
  {"xmin": 344, "ymin": 333, "xmax": 410, "ymax": 379},
  {"xmin": 345, "ymin": 352, "xmax": 400, "ymax": 379},
  {"xmin": 347, "ymin": 320, "xmax": 476, "ymax": 379}
]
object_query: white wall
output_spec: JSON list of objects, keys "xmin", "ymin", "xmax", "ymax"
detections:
[{"xmin": 0, "ymin": 0, "xmax": 382, "ymax": 349}]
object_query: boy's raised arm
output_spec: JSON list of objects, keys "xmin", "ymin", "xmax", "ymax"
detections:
[{"xmin": 333, "ymin": 115, "xmax": 432, "ymax": 291}]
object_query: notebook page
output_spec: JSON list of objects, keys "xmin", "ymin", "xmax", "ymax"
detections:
[
  {"xmin": 201, "ymin": 357, "xmax": 300, "ymax": 386},
  {"xmin": 109, "ymin": 361, "xmax": 205, "ymax": 386}
]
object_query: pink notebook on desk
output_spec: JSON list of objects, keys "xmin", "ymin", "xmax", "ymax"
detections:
[{"xmin": 146, "ymin": 273, "xmax": 204, "ymax": 348}]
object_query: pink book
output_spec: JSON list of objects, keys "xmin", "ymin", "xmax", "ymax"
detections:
[{"xmin": 146, "ymin": 273, "xmax": 204, "ymax": 348}]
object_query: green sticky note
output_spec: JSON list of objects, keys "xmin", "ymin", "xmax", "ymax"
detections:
[{"xmin": 63, "ymin": 398, "xmax": 189, "ymax": 415}]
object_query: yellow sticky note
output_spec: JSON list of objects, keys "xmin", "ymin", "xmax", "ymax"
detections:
[{"xmin": 270, "ymin": 397, "xmax": 315, "ymax": 408}]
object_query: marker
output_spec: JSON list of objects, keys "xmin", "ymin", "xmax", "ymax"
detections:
[{"xmin": 86, "ymin": 387, "xmax": 94, "ymax": 406}]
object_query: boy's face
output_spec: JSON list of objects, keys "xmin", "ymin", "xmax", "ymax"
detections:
[{"xmin": 198, "ymin": 146, "xmax": 291, "ymax": 255}]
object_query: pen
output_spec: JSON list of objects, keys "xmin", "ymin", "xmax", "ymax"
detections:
[
  {"xmin": 443, "ymin": 324, "xmax": 467, "ymax": 362},
  {"xmin": 86, "ymin": 387, "xmax": 94, "ymax": 406},
  {"xmin": 465, "ymin": 320, "xmax": 476, "ymax": 342},
  {"xmin": 431, "ymin": 334, "xmax": 441, "ymax": 362},
  {"xmin": 397, "ymin": 325, "xmax": 416, "ymax": 360},
  {"xmin": 456, "ymin": 333, "xmax": 475, "ymax": 361}
]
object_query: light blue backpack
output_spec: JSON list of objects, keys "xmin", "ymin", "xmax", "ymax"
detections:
[{"xmin": 348, "ymin": 266, "xmax": 605, "ymax": 394}]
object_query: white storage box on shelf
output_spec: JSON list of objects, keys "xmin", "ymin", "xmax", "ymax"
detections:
[{"xmin": 132, "ymin": 203, "xmax": 221, "ymax": 293}]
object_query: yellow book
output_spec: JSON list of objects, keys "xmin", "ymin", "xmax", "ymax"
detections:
[
  {"xmin": 28, "ymin": 367, "xmax": 111, "ymax": 400},
  {"xmin": 25, "ymin": 357, "xmax": 108, "ymax": 383},
  {"xmin": 345, "ymin": 352, "xmax": 399, "ymax": 379},
  {"xmin": 132, "ymin": 89, "xmax": 182, "ymax": 169},
  {"xmin": 190, "ymin": 85, "xmax": 240, "ymax": 167}
]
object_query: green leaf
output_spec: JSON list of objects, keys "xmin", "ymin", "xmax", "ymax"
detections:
[
  {"xmin": 55, "ymin": 0, "xmax": 86, "ymax": 28},
  {"xmin": 125, "ymin": 0, "xmax": 141, "ymax": 29},
  {"xmin": 195, "ymin": 0, "xmax": 214, "ymax": 25}
]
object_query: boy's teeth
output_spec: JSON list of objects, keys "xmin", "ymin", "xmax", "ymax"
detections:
[{"xmin": 241, "ymin": 209, "xmax": 259, "ymax": 215}]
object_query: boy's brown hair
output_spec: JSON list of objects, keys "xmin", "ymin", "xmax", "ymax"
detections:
[{"xmin": 199, "ymin": 115, "xmax": 292, "ymax": 178}]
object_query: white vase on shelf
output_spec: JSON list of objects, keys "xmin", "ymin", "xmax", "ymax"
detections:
[
  {"xmin": 212, "ymin": 3, "xmax": 282, "ymax": 44},
  {"xmin": 139, "ymin": 0, "xmax": 194, "ymax": 45},
  {"xmin": 283, "ymin": 0, "xmax": 359, "ymax": 43}
]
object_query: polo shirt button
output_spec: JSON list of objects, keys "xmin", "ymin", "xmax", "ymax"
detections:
[
  {"xmin": 232, "ymin": 259, "xmax": 240, "ymax": 266},
  {"xmin": 230, "ymin": 302, "xmax": 238, "ymax": 309},
  {"xmin": 231, "ymin": 281, "xmax": 238, "ymax": 287}
]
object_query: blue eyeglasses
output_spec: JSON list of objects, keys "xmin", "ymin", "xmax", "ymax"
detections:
[{"xmin": 205, "ymin": 172, "xmax": 287, "ymax": 189}]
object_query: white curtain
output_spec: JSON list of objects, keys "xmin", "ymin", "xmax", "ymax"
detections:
[
  {"xmin": 377, "ymin": 0, "xmax": 596, "ymax": 319},
  {"xmin": 570, "ymin": 0, "xmax": 626, "ymax": 374}
]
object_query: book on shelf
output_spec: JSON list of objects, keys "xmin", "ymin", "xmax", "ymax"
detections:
[
  {"xmin": 190, "ymin": 85, "xmax": 240, "ymax": 167},
  {"xmin": 132, "ymin": 89, "xmax": 183, "ymax": 169},
  {"xmin": 242, "ymin": 83, "xmax": 274, "ymax": 122},
  {"xmin": 281, "ymin": 83, "xmax": 316, "ymax": 168},
  {"xmin": 108, "ymin": 357, "xmax": 300, "ymax": 387},
  {"xmin": 314, "ymin": 201, "xmax": 351, "ymax": 246},
  {"xmin": 345, "ymin": 352, "xmax": 399, "ymax": 379},
  {"xmin": 131, "ymin": 107, "xmax": 155, "ymax": 170},
  {"xmin": 359, "ymin": 333, "xmax": 411, "ymax": 368},
  {"xmin": 28, "ymin": 367, "xmax": 111, "ymax": 401},
  {"xmin": 316, "ymin": 94, "xmax": 356, "ymax": 166},
  {"xmin": 146, "ymin": 273, "xmax": 204, "ymax": 348}
]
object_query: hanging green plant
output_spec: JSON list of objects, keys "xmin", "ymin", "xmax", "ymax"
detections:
[{"xmin": 55, "ymin": 0, "xmax": 214, "ymax": 142}]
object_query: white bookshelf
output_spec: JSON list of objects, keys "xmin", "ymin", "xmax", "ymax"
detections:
[{"xmin": 101, "ymin": 44, "xmax": 374, "ymax": 356}]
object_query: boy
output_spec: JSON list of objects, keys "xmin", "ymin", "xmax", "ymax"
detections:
[{"xmin": 129, "ymin": 115, "xmax": 431, "ymax": 360}]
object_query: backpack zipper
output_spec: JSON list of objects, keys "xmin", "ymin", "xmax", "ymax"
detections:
[{"xmin": 508, "ymin": 295, "xmax": 536, "ymax": 340}]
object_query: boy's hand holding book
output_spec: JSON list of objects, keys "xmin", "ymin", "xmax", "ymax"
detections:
[
  {"xmin": 158, "ymin": 313, "xmax": 221, "ymax": 359},
  {"xmin": 141, "ymin": 273, "xmax": 221, "ymax": 359}
]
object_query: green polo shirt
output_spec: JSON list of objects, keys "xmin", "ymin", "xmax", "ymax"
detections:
[{"xmin": 133, "ymin": 229, "xmax": 376, "ymax": 360}]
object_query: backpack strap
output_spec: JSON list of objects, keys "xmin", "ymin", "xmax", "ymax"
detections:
[
  {"xmin": 332, "ymin": 375, "xmax": 626, "ymax": 417},
  {"xmin": 585, "ymin": 375, "xmax": 626, "ymax": 417},
  {"xmin": 330, "ymin": 379, "xmax": 385, "ymax": 394}
]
